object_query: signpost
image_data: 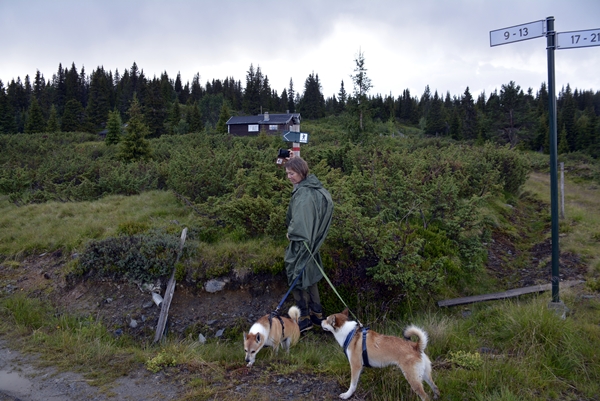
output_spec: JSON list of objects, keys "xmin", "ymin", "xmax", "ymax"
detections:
[
  {"xmin": 490, "ymin": 20, "xmax": 546, "ymax": 46},
  {"xmin": 490, "ymin": 17, "xmax": 599, "ymax": 306},
  {"xmin": 557, "ymin": 29, "xmax": 600, "ymax": 49},
  {"xmin": 282, "ymin": 131, "xmax": 309, "ymax": 144},
  {"xmin": 282, "ymin": 131, "xmax": 309, "ymax": 158}
]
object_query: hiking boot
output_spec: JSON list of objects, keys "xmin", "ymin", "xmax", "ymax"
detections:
[
  {"xmin": 298, "ymin": 316, "xmax": 313, "ymax": 333},
  {"xmin": 310, "ymin": 310, "xmax": 324, "ymax": 326}
]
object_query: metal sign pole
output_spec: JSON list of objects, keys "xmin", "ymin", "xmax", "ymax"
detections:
[{"xmin": 546, "ymin": 16, "xmax": 560, "ymax": 303}]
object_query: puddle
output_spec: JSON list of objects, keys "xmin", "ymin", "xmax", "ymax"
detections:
[{"xmin": 0, "ymin": 369, "xmax": 32, "ymax": 396}]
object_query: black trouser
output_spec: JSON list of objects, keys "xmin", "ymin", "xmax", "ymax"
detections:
[{"xmin": 293, "ymin": 282, "xmax": 322, "ymax": 316}]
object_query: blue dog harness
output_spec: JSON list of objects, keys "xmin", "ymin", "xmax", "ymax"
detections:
[{"xmin": 343, "ymin": 325, "xmax": 371, "ymax": 368}]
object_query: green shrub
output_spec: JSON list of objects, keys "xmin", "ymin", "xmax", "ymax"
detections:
[{"xmin": 76, "ymin": 230, "xmax": 183, "ymax": 283}]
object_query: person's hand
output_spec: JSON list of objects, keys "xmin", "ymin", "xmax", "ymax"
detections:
[{"xmin": 286, "ymin": 233, "xmax": 290, "ymax": 240}]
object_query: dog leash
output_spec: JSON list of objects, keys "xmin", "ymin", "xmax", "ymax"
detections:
[
  {"xmin": 274, "ymin": 262, "xmax": 307, "ymax": 313},
  {"xmin": 274, "ymin": 242, "xmax": 363, "ymax": 327},
  {"xmin": 302, "ymin": 242, "xmax": 364, "ymax": 327}
]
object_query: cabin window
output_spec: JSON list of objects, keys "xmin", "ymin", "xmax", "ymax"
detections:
[
  {"xmin": 269, "ymin": 125, "xmax": 278, "ymax": 131},
  {"xmin": 248, "ymin": 124, "xmax": 259, "ymax": 132}
]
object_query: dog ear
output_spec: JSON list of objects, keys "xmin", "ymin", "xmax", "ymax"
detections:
[
  {"xmin": 342, "ymin": 308, "xmax": 349, "ymax": 317},
  {"xmin": 243, "ymin": 332, "xmax": 247, "ymax": 340},
  {"xmin": 256, "ymin": 333, "xmax": 261, "ymax": 343}
]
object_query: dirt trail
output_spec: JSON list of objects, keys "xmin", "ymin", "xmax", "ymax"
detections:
[{"xmin": 0, "ymin": 339, "xmax": 181, "ymax": 401}]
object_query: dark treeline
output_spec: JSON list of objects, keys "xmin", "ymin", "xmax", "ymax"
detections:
[{"xmin": 1, "ymin": 61, "xmax": 600, "ymax": 156}]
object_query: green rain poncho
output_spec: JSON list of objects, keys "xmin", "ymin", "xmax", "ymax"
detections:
[{"xmin": 284, "ymin": 174, "xmax": 334, "ymax": 290}]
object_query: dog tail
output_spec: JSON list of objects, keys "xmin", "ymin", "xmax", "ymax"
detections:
[
  {"xmin": 288, "ymin": 306, "xmax": 301, "ymax": 323},
  {"xmin": 403, "ymin": 325, "xmax": 429, "ymax": 352}
]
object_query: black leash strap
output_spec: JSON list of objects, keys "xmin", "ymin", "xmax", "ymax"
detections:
[{"xmin": 274, "ymin": 263, "xmax": 306, "ymax": 313}]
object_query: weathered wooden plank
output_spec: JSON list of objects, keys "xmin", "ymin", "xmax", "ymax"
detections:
[
  {"xmin": 438, "ymin": 280, "xmax": 584, "ymax": 307},
  {"xmin": 153, "ymin": 227, "xmax": 187, "ymax": 343}
]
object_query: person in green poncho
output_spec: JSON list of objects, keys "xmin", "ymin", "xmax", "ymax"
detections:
[{"xmin": 284, "ymin": 156, "xmax": 333, "ymax": 332}]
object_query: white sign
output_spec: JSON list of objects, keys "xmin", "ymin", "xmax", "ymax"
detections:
[
  {"xmin": 299, "ymin": 133, "xmax": 308, "ymax": 143},
  {"xmin": 490, "ymin": 20, "xmax": 546, "ymax": 47},
  {"xmin": 557, "ymin": 29, "xmax": 600, "ymax": 49}
]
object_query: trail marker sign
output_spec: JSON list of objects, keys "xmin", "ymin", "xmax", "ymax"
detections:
[
  {"xmin": 282, "ymin": 131, "xmax": 309, "ymax": 143},
  {"xmin": 490, "ymin": 20, "xmax": 546, "ymax": 46},
  {"xmin": 557, "ymin": 29, "xmax": 600, "ymax": 49},
  {"xmin": 490, "ymin": 17, "xmax": 599, "ymax": 304}
]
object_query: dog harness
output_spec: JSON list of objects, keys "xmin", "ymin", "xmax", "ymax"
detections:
[
  {"xmin": 343, "ymin": 325, "xmax": 371, "ymax": 368},
  {"xmin": 268, "ymin": 311, "xmax": 285, "ymax": 338}
]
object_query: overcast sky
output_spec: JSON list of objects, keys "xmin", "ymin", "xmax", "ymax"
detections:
[{"xmin": 1, "ymin": 0, "xmax": 599, "ymax": 102}]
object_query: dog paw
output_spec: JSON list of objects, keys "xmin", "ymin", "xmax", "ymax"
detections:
[
  {"xmin": 339, "ymin": 392, "xmax": 353, "ymax": 399},
  {"xmin": 246, "ymin": 362, "xmax": 253, "ymax": 368}
]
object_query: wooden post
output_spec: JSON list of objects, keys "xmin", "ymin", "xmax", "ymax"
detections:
[
  {"xmin": 153, "ymin": 227, "xmax": 187, "ymax": 343},
  {"xmin": 292, "ymin": 142, "xmax": 300, "ymax": 157}
]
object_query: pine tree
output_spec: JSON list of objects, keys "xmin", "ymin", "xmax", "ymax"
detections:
[
  {"xmin": 461, "ymin": 87, "xmax": 477, "ymax": 140},
  {"xmin": 351, "ymin": 49, "xmax": 372, "ymax": 130},
  {"xmin": 61, "ymin": 99, "xmax": 85, "ymax": 132},
  {"xmin": 175, "ymin": 72, "xmax": 183, "ymax": 102},
  {"xmin": 243, "ymin": 64, "xmax": 261, "ymax": 115},
  {"xmin": 187, "ymin": 101, "xmax": 204, "ymax": 133},
  {"xmin": 260, "ymin": 73, "xmax": 272, "ymax": 111},
  {"xmin": 54, "ymin": 63, "xmax": 67, "ymax": 115},
  {"xmin": 65, "ymin": 63, "xmax": 80, "ymax": 104},
  {"xmin": 86, "ymin": 67, "xmax": 112, "ymax": 129},
  {"xmin": 558, "ymin": 124, "xmax": 569, "ymax": 154},
  {"xmin": 46, "ymin": 104, "xmax": 60, "ymax": 133},
  {"xmin": 279, "ymin": 89, "xmax": 289, "ymax": 113},
  {"xmin": 425, "ymin": 91, "xmax": 446, "ymax": 136},
  {"xmin": 119, "ymin": 95, "xmax": 152, "ymax": 162},
  {"xmin": 190, "ymin": 73, "xmax": 203, "ymax": 102},
  {"xmin": 105, "ymin": 109, "xmax": 123, "ymax": 145},
  {"xmin": 216, "ymin": 102, "xmax": 231, "ymax": 134},
  {"xmin": 0, "ymin": 81, "xmax": 17, "ymax": 134},
  {"xmin": 559, "ymin": 85, "xmax": 577, "ymax": 151},
  {"xmin": 298, "ymin": 72, "xmax": 325, "ymax": 119},
  {"xmin": 168, "ymin": 100, "xmax": 182, "ymax": 134},
  {"xmin": 25, "ymin": 97, "xmax": 46, "ymax": 133},
  {"xmin": 144, "ymin": 78, "xmax": 167, "ymax": 137},
  {"xmin": 287, "ymin": 78, "xmax": 295, "ymax": 113},
  {"xmin": 337, "ymin": 80, "xmax": 347, "ymax": 114}
]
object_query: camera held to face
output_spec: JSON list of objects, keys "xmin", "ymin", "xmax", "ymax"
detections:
[{"xmin": 276, "ymin": 148, "xmax": 291, "ymax": 165}]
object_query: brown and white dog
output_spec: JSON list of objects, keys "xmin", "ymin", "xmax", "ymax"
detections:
[
  {"xmin": 321, "ymin": 309, "xmax": 440, "ymax": 400},
  {"xmin": 243, "ymin": 306, "xmax": 301, "ymax": 367}
]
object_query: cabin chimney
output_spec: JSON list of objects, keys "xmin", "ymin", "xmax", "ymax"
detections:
[{"xmin": 264, "ymin": 111, "xmax": 269, "ymax": 121}]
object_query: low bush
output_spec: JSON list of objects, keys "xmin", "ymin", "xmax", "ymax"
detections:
[{"xmin": 75, "ymin": 230, "xmax": 184, "ymax": 283}]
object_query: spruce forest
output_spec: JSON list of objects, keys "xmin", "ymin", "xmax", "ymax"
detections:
[{"xmin": 1, "ymin": 61, "xmax": 599, "ymax": 156}]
